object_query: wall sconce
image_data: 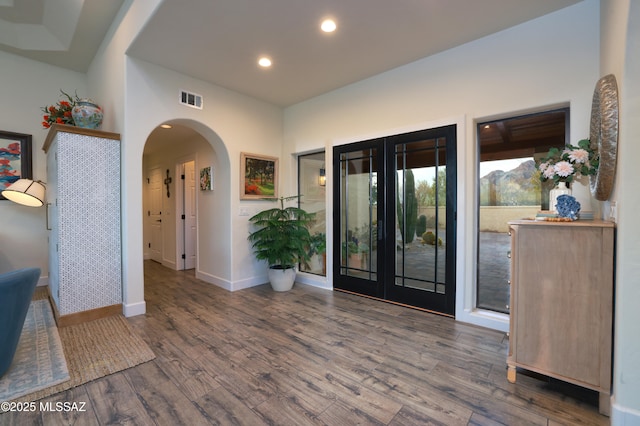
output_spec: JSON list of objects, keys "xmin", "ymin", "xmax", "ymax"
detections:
[
  {"xmin": 1, "ymin": 179, "xmax": 46, "ymax": 207},
  {"xmin": 318, "ymin": 168, "xmax": 326, "ymax": 186}
]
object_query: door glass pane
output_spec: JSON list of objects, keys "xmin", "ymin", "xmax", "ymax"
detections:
[
  {"xmin": 339, "ymin": 151, "xmax": 377, "ymax": 280},
  {"xmin": 395, "ymin": 138, "xmax": 446, "ymax": 293},
  {"xmin": 298, "ymin": 151, "xmax": 326, "ymax": 276}
]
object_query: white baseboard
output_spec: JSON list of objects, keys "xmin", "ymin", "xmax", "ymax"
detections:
[
  {"xmin": 296, "ymin": 272, "xmax": 331, "ymax": 290},
  {"xmin": 231, "ymin": 274, "xmax": 268, "ymax": 291},
  {"xmin": 195, "ymin": 270, "xmax": 268, "ymax": 291},
  {"xmin": 195, "ymin": 270, "xmax": 231, "ymax": 290},
  {"xmin": 195, "ymin": 270, "xmax": 330, "ymax": 292},
  {"xmin": 123, "ymin": 301, "xmax": 146, "ymax": 317},
  {"xmin": 162, "ymin": 259, "xmax": 177, "ymax": 270},
  {"xmin": 611, "ymin": 397, "xmax": 640, "ymax": 426},
  {"xmin": 37, "ymin": 276, "xmax": 48, "ymax": 287}
]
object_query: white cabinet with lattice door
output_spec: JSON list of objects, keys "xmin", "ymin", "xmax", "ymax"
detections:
[{"xmin": 44, "ymin": 124, "xmax": 122, "ymax": 326}]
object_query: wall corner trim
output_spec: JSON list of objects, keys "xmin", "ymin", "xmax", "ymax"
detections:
[
  {"xmin": 123, "ymin": 301, "xmax": 146, "ymax": 317},
  {"xmin": 611, "ymin": 396, "xmax": 640, "ymax": 426}
]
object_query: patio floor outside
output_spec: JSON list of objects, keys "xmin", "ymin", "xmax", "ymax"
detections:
[{"xmin": 342, "ymin": 231, "xmax": 511, "ymax": 314}]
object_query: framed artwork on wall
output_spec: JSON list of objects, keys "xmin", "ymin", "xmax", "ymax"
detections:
[
  {"xmin": 240, "ymin": 152, "xmax": 278, "ymax": 200},
  {"xmin": 0, "ymin": 130, "xmax": 33, "ymax": 201},
  {"xmin": 200, "ymin": 166, "xmax": 213, "ymax": 191}
]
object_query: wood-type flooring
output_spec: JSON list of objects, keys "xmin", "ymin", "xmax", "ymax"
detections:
[{"xmin": 1, "ymin": 260, "xmax": 608, "ymax": 425}]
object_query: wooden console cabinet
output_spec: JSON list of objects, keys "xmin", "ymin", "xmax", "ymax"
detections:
[{"xmin": 507, "ymin": 219, "xmax": 614, "ymax": 415}]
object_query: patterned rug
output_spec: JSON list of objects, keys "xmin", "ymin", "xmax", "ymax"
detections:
[
  {"xmin": 0, "ymin": 299, "xmax": 70, "ymax": 401},
  {"xmin": 1, "ymin": 288, "xmax": 155, "ymax": 407}
]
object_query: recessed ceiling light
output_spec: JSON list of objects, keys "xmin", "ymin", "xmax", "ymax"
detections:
[
  {"xmin": 321, "ymin": 19, "xmax": 337, "ymax": 33},
  {"xmin": 160, "ymin": 124, "xmax": 172, "ymax": 129},
  {"xmin": 258, "ymin": 56, "xmax": 272, "ymax": 68}
]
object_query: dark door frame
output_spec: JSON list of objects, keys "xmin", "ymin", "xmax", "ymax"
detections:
[{"xmin": 333, "ymin": 125, "xmax": 457, "ymax": 315}]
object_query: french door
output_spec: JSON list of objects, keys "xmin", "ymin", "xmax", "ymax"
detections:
[{"xmin": 333, "ymin": 125, "xmax": 457, "ymax": 315}]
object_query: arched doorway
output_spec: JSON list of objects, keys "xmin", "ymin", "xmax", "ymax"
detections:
[{"xmin": 141, "ymin": 120, "xmax": 231, "ymax": 288}]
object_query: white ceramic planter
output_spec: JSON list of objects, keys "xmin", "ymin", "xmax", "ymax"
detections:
[{"xmin": 268, "ymin": 267, "xmax": 296, "ymax": 292}]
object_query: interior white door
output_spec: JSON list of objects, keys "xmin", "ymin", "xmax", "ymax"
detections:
[
  {"xmin": 184, "ymin": 161, "xmax": 197, "ymax": 269},
  {"xmin": 148, "ymin": 167, "xmax": 163, "ymax": 263}
]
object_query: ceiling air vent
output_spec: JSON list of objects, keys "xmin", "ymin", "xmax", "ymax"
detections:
[{"xmin": 179, "ymin": 90, "xmax": 203, "ymax": 109}]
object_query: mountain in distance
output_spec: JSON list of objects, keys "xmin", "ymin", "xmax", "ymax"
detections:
[{"xmin": 480, "ymin": 160, "xmax": 538, "ymax": 206}]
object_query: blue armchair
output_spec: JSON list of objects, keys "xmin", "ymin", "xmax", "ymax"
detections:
[{"xmin": 0, "ymin": 267, "xmax": 40, "ymax": 377}]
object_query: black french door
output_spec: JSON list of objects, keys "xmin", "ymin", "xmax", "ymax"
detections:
[{"xmin": 333, "ymin": 125, "xmax": 457, "ymax": 316}]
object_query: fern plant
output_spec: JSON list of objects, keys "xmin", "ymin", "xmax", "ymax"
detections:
[{"xmin": 248, "ymin": 195, "xmax": 316, "ymax": 269}]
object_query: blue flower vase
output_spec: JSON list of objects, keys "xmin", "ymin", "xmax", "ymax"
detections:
[{"xmin": 550, "ymin": 181, "xmax": 571, "ymax": 213}]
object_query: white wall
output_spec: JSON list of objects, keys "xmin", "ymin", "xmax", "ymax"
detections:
[
  {"xmin": 122, "ymin": 57, "xmax": 283, "ymax": 312},
  {"xmin": 84, "ymin": 0, "xmax": 283, "ymax": 314},
  {"xmin": 0, "ymin": 51, "xmax": 87, "ymax": 283},
  {"xmin": 84, "ymin": 0, "xmax": 163, "ymax": 317},
  {"xmin": 3, "ymin": 0, "xmax": 639, "ymax": 419},
  {"xmin": 602, "ymin": 0, "xmax": 640, "ymax": 423},
  {"xmin": 283, "ymin": 0, "xmax": 600, "ymax": 331}
]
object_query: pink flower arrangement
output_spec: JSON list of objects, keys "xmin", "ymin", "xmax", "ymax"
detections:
[{"xmin": 537, "ymin": 139, "xmax": 598, "ymax": 185}]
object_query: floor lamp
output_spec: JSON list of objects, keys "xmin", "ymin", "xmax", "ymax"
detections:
[{"xmin": 2, "ymin": 179, "xmax": 46, "ymax": 207}]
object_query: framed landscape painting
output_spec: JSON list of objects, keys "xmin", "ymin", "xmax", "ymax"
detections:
[
  {"xmin": 0, "ymin": 131, "xmax": 32, "ymax": 201},
  {"xmin": 240, "ymin": 152, "xmax": 278, "ymax": 200}
]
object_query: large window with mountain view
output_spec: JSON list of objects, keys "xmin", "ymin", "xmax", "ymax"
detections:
[{"xmin": 477, "ymin": 109, "xmax": 568, "ymax": 313}]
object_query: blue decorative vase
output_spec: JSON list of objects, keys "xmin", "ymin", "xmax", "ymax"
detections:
[
  {"xmin": 72, "ymin": 99, "xmax": 103, "ymax": 129},
  {"xmin": 549, "ymin": 181, "xmax": 571, "ymax": 213},
  {"xmin": 556, "ymin": 195, "xmax": 581, "ymax": 220}
]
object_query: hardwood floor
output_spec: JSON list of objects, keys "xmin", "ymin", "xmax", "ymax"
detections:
[{"xmin": 2, "ymin": 260, "xmax": 607, "ymax": 425}]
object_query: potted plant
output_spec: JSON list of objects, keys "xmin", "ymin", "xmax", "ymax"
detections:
[
  {"xmin": 342, "ymin": 238, "xmax": 368, "ymax": 269},
  {"xmin": 248, "ymin": 195, "xmax": 316, "ymax": 291},
  {"xmin": 308, "ymin": 232, "xmax": 326, "ymax": 274},
  {"xmin": 342, "ymin": 239, "xmax": 358, "ymax": 260},
  {"xmin": 536, "ymin": 139, "xmax": 598, "ymax": 212},
  {"xmin": 354, "ymin": 241, "xmax": 369, "ymax": 269}
]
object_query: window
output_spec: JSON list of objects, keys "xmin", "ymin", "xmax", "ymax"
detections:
[
  {"xmin": 477, "ymin": 108, "xmax": 568, "ymax": 313},
  {"xmin": 298, "ymin": 151, "xmax": 327, "ymax": 276}
]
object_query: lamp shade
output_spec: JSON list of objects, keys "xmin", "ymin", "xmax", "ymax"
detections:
[{"xmin": 2, "ymin": 179, "xmax": 46, "ymax": 207}]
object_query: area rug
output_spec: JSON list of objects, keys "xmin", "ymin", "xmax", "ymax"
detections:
[
  {"xmin": 4, "ymin": 289, "xmax": 155, "ymax": 404},
  {"xmin": 0, "ymin": 300, "xmax": 70, "ymax": 401}
]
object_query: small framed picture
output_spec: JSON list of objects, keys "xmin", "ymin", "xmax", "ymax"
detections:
[
  {"xmin": 240, "ymin": 152, "xmax": 278, "ymax": 200},
  {"xmin": 0, "ymin": 130, "xmax": 33, "ymax": 201},
  {"xmin": 200, "ymin": 166, "xmax": 213, "ymax": 191}
]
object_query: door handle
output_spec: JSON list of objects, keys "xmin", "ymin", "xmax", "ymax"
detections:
[
  {"xmin": 46, "ymin": 203, "xmax": 52, "ymax": 231},
  {"xmin": 377, "ymin": 220, "xmax": 383, "ymax": 241},
  {"xmin": 156, "ymin": 219, "xmax": 162, "ymax": 223}
]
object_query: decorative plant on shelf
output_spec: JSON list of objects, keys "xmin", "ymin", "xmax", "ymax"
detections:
[
  {"xmin": 537, "ymin": 139, "xmax": 598, "ymax": 185},
  {"xmin": 248, "ymin": 195, "xmax": 315, "ymax": 291},
  {"xmin": 41, "ymin": 90, "xmax": 80, "ymax": 128}
]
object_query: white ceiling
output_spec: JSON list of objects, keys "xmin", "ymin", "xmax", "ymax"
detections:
[
  {"xmin": 3, "ymin": 0, "xmax": 582, "ymax": 107},
  {"xmin": 0, "ymin": 0, "xmax": 124, "ymax": 71}
]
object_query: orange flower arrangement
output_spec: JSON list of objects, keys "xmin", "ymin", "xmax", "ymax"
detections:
[{"xmin": 41, "ymin": 90, "xmax": 80, "ymax": 128}]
